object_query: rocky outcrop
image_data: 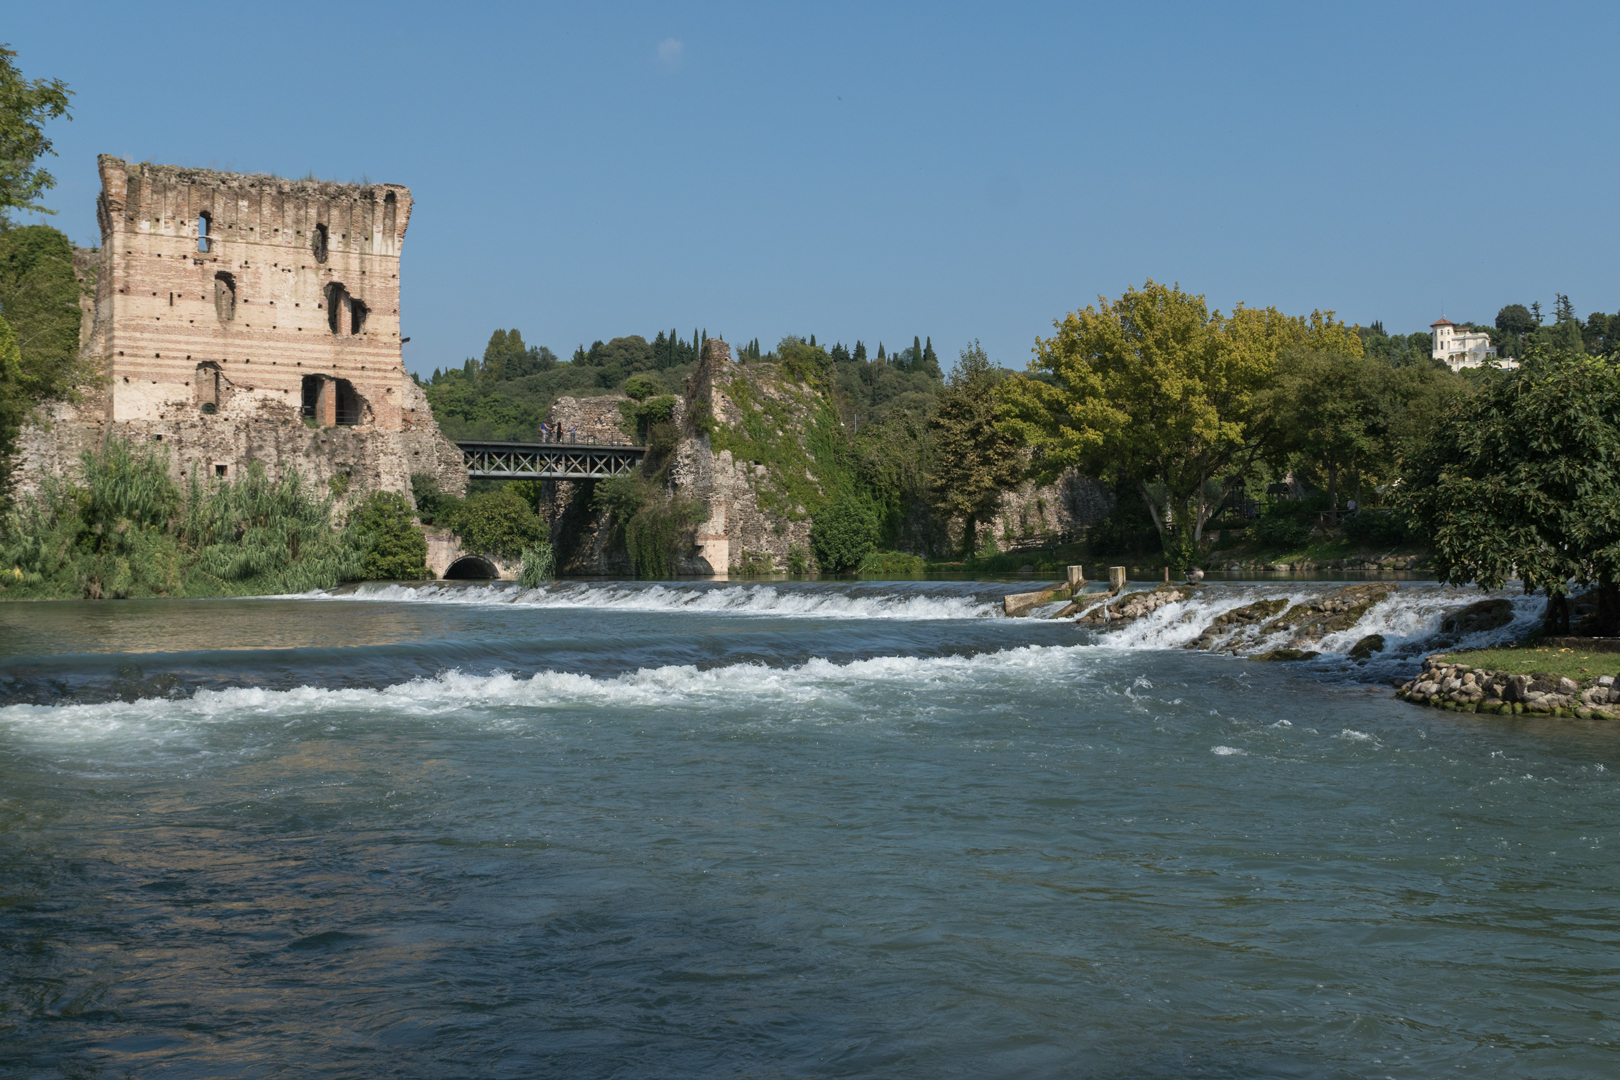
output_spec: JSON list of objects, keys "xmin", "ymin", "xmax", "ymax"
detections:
[
  {"xmin": 1074, "ymin": 583, "xmax": 1200, "ymax": 628},
  {"xmin": 1184, "ymin": 598, "xmax": 1288, "ymax": 651},
  {"xmin": 1268, "ymin": 584, "xmax": 1395, "ymax": 644},
  {"xmin": 1397, "ymin": 658, "xmax": 1620, "ymax": 718},
  {"xmin": 1439, "ymin": 598, "xmax": 1515, "ymax": 637}
]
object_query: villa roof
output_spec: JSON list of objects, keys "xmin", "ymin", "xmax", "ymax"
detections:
[{"xmin": 1430, "ymin": 318, "xmax": 1455, "ymax": 327}]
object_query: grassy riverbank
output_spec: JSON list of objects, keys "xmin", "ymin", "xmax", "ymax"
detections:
[{"xmin": 1432, "ymin": 644, "xmax": 1620, "ymax": 682}]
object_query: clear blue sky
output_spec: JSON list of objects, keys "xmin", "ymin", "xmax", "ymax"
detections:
[{"xmin": 10, "ymin": 2, "xmax": 1619, "ymax": 377}]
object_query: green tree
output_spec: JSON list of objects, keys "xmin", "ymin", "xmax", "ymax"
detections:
[
  {"xmin": 920, "ymin": 336, "xmax": 940, "ymax": 378},
  {"xmin": 1000, "ymin": 279, "xmax": 1360, "ymax": 565},
  {"xmin": 929, "ymin": 341, "xmax": 1024, "ymax": 556},
  {"xmin": 0, "ymin": 45, "xmax": 72, "ymax": 226},
  {"xmin": 0, "ymin": 224, "xmax": 88, "ymax": 493},
  {"xmin": 1496, "ymin": 304, "xmax": 1535, "ymax": 337},
  {"xmin": 350, "ymin": 490, "xmax": 430, "ymax": 580},
  {"xmin": 1403, "ymin": 348, "xmax": 1620, "ymax": 635},
  {"xmin": 444, "ymin": 487, "xmax": 546, "ymax": 560},
  {"xmin": 810, "ymin": 496, "xmax": 882, "ymax": 571},
  {"xmin": 1277, "ymin": 350, "xmax": 1391, "ymax": 522}
]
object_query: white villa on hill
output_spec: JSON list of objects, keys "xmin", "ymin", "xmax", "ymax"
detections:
[{"xmin": 1431, "ymin": 318, "xmax": 1513, "ymax": 371}]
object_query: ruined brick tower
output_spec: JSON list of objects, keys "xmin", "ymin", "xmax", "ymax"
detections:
[{"xmin": 14, "ymin": 156, "xmax": 466, "ymax": 499}]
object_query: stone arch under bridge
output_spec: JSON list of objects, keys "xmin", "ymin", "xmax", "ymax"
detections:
[{"xmin": 424, "ymin": 530, "xmax": 520, "ymax": 581}]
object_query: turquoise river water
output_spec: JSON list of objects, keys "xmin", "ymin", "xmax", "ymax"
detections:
[{"xmin": 1, "ymin": 579, "xmax": 1618, "ymax": 1078}]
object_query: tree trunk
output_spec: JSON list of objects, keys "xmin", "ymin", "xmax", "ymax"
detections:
[
  {"xmin": 1327, "ymin": 459, "xmax": 1339, "ymax": 526},
  {"xmin": 1544, "ymin": 591, "xmax": 1571, "ymax": 636},
  {"xmin": 1597, "ymin": 577, "xmax": 1619, "ymax": 638}
]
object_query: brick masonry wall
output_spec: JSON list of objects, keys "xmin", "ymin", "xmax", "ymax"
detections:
[{"xmin": 10, "ymin": 157, "xmax": 467, "ymax": 508}]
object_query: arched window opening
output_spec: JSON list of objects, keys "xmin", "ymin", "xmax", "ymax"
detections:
[
  {"xmin": 349, "ymin": 298, "xmax": 368, "ymax": 335},
  {"xmin": 195, "ymin": 362, "xmax": 222, "ymax": 412},
  {"xmin": 324, "ymin": 282, "xmax": 348, "ymax": 334},
  {"xmin": 213, "ymin": 271, "xmax": 236, "ymax": 322},
  {"xmin": 445, "ymin": 555, "xmax": 500, "ymax": 580},
  {"xmin": 312, "ymin": 222, "xmax": 328, "ymax": 263},
  {"xmin": 196, "ymin": 212, "xmax": 212, "ymax": 253}
]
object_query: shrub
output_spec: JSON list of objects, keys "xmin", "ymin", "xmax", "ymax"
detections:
[
  {"xmin": 1341, "ymin": 510, "xmax": 1410, "ymax": 547},
  {"xmin": 349, "ymin": 491, "xmax": 430, "ymax": 580},
  {"xmin": 811, "ymin": 497, "xmax": 882, "ymax": 572},
  {"xmin": 625, "ymin": 493, "xmax": 703, "ymax": 579},
  {"xmin": 411, "ymin": 472, "xmax": 449, "ymax": 525},
  {"xmin": 1251, "ymin": 512, "xmax": 1312, "ymax": 547},
  {"xmin": 182, "ymin": 463, "xmax": 361, "ymax": 594},
  {"xmin": 787, "ymin": 547, "xmax": 809, "ymax": 575},
  {"xmin": 1088, "ymin": 488, "xmax": 1160, "ymax": 556},
  {"xmin": 856, "ymin": 550, "xmax": 926, "ymax": 578},
  {"xmin": 444, "ymin": 487, "xmax": 545, "ymax": 560},
  {"xmin": 623, "ymin": 373, "xmax": 662, "ymax": 401},
  {"xmin": 518, "ymin": 539, "xmax": 555, "ymax": 587}
]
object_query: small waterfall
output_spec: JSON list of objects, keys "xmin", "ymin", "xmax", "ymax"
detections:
[{"xmin": 1074, "ymin": 582, "xmax": 1546, "ymax": 671}]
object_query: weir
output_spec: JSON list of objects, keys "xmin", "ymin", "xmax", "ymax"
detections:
[{"xmin": 458, "ymin": 439, "xmax": 645, "ymax": 479}]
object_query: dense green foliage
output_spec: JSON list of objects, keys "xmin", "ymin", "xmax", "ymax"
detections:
[
  {"xmin": 591, "ymin": 474, "xmax": 702, "ymax": 580},
  {"xmin": 930, "ymin": 342, "xmax": 1024, "ymax": 556},
  {"xmin": 0, "ymin": 441, "xmax": 363, "ymax": 598},
  {"xmin": 0, "ymin": 45, "xmax": 72, "ymax": 225},
  {"xmin": 811, "ymin": 496, "xmax": 882, "ymax": 572},
  {"xmin": 0, "ymin": 224, "xmax": 88, "ymax": 494},
  {"xmin": 855, "ymin": 549, "xmax": 926, "ymax": 577},
  {"xmin": 518, "ymin": 540, "xmax": 555, "ymax": 587},
  {"xmin": 442, "ymin": 487, "xmax": 546, "ymax": 561},
  {"xmin": 349, "ymin": 491, "xmax": 430, "ymax": 580},
  {"xmin": 1402, "ymin": 349, "xmax": 1620, "ymax": 633}
]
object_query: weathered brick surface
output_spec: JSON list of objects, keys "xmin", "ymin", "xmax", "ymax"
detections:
[{"xmin": 12, "ymin": 157, "xmax": 465, "ymax": 505}]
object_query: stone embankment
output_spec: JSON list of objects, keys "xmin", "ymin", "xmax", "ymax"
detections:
[{"xmin": 1397, "ymin": 659, "xmax": 1620, "ymax": 719}]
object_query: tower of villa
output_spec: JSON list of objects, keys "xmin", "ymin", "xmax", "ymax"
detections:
[{"xmin": 13, "ymin": 156, "xmax": 466, "ymax": 500}]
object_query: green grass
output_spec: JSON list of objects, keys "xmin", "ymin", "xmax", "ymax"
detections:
[{"xmin": 1434, "ymin": 645, "xmax": 1620, "ymax": 682}]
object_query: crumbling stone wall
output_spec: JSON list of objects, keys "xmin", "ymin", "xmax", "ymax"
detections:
[
  {"xmin": 547, "ymin": 394, "xmax": 632, "ymax": 443},
  {"xmin": 11, "ymin": 156, "xmax": 466, "ymax": 506}
]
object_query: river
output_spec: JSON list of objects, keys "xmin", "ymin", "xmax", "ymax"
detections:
[{"xmin": 2, "ymin": 579, "xmax": 1617, "ymax": 1078}]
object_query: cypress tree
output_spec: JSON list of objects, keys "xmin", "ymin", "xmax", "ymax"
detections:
[
  {"xmin": 809, "ymin": 333, "xmax": 816, "ymax": 347},
  {"xmin": 912, "ymin": 335, "xmax": 922, "ymax": 374},
  {"xmin": 877, "ymin": 342, "xmax": 886, "ymax": 361},
  {"xmin": 853, "ymin": 340, "xmax": 867, "ymax": 363},
  {"xmin": 922, "ymin": 336, "xmax": 939, "ymax": 377}
]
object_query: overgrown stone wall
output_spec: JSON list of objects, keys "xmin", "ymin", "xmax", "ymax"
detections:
[{"xmin": 9, "ymin": 157, "xmax": 466, "ymax": 509}]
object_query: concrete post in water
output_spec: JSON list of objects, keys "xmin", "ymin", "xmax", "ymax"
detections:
[
  {"xmin": 1067, "ymin": 565, "xmax": 1085, "ymax": 594},
  {"xmin": 1163, "ymin": 566, "xmax": 1170, "ymax": 584},
  {"xmin": 1109, "ymin": 566, "xmax": 1127, "ymax": 594}
]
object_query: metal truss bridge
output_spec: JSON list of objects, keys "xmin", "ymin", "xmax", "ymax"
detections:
[{"xmin": 458, "ymin": 440, "xmax": 646, "ymax": 480}]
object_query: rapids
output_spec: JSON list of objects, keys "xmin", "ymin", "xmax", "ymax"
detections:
[{"xmin": 2, "ymin": 579, "xmax": 1618, "ymax": 1078}]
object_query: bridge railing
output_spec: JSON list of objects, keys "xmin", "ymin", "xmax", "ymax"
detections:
[{"xmin": 457, "ymin": 439, "xmax": 648, "ymax": 479}]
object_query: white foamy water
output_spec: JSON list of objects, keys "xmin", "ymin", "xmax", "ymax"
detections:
[
  {"xmin": 298, "ymin": 580, "xmax": 1006, "ymax": 620},
  {"xmin": 0, "ymin": 643, "xmax": 1093, "ymax": 742}
]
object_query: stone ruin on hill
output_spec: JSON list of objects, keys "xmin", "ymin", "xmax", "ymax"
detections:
[{"xmin": 12, "ymin": 156, "xmax": 466, "ymax": 504}]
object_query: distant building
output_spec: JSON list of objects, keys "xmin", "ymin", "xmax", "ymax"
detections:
[{"xmin": 1431, "ymin": 318, "xmax": 1512, "ymax": 372}]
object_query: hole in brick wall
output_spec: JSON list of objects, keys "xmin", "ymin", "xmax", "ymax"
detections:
[
  {"xmin": 335, "ymin": 379, "xmax": 362, "ymax": 426},
  {"xmin": 324, "ymin": 283, "xmax": 348, "ymax": 333},
  {"xmin": 215, "ymin": 464, "xmax": 227, "ymax": 477},
  {"xmin": 194, "ymin": 363, "xmax": 222, "ymax": 411},
  {"xmin": 197, "ymin": 212, "xmax": 211, "ymax": 253},
  {"xmin": 213, "ymin": 272, "xmax": 236, "ymax": 322},
  {"xmin": 301, "ymin": 374, "xmax": 321, "ymax": 420},
  {"xmin": 312, "ymin": 223, "xmax": 328, "ymax": 263},
  {"xmin": 349, "ymin": 299, "xmax": 368, "ymax": 335}
]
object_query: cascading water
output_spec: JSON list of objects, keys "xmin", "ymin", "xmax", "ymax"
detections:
[{"xmin": 3, "ymin": 579, "xmax": 1617, "ymax": 1078}]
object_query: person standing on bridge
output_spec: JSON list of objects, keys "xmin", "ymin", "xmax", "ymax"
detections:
[{"xmin": 539, "ymin": 421, "xmax": 549, "ymax": 442}]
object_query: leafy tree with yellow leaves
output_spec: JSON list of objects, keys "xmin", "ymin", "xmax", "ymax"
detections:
[{"xmin": 999, "ymin": 279, "xmax": 1360, "ymax": 568}]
